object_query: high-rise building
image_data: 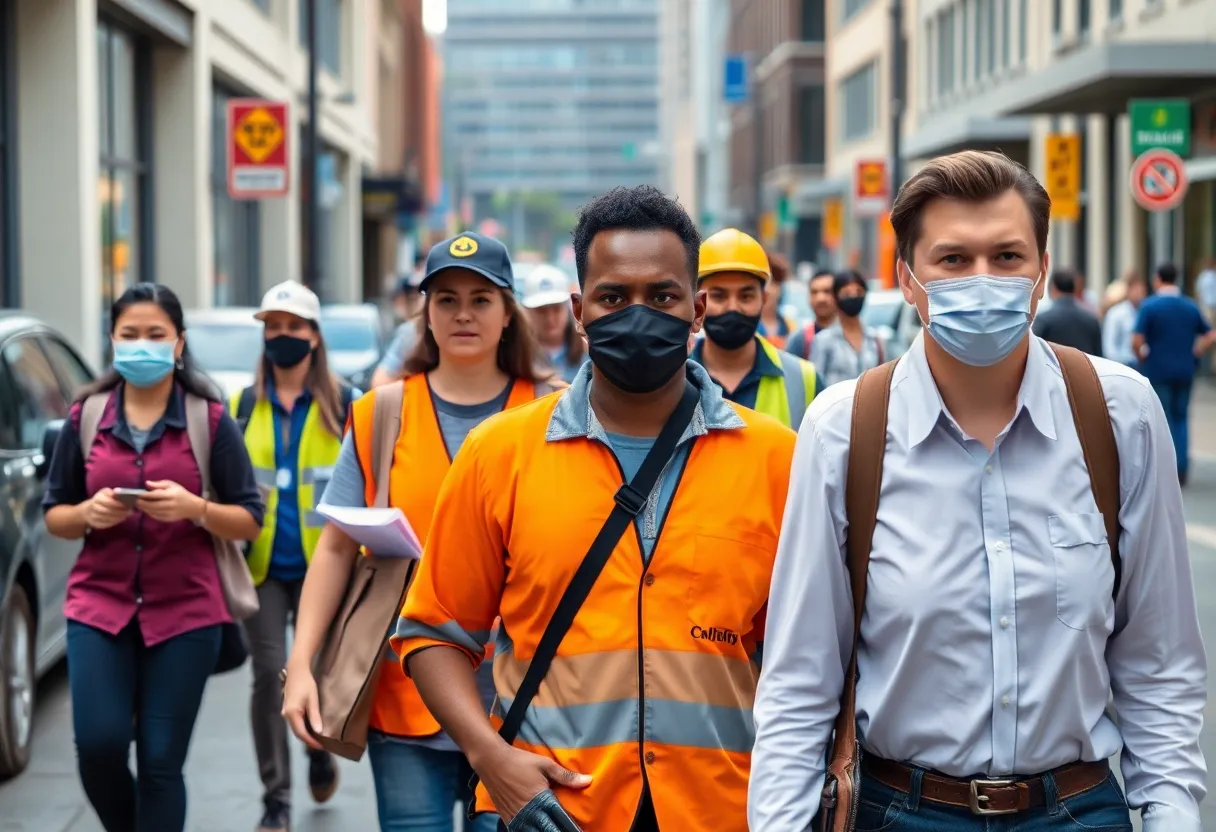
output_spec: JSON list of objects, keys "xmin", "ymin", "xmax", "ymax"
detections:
[
  {"xmin": 726, "ymin": 0, "xmax": 828, "ymax": 267},
  {"xmin": 442, "ymin": 0, "xmax": 662, "ymax": 248}
]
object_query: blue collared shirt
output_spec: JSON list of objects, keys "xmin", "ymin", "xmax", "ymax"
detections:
[
  {"xmin": 749, "ymin": 333, "xmax": 1207, "ymax": 832},
  {"xmin": 266, "ymin": 378, "xmax": 312, "ymax": 581},
  {"xmin": 690, "ymin": 336, "xmax": 785, "ymax": 409}
]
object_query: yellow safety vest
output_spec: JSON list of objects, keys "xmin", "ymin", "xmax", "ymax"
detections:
[
  {"xmin": 753, "ymin": 337, "xmax": 817, "ymax": 429},
  {"xmin": 228, "ymin": 393, "xmax": 343, "ymax": 586}
]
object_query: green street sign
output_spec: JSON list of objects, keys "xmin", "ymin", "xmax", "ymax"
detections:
[{"xmin": 1129, "ymin": 99, "xmax": 1191, "ymax": 158}]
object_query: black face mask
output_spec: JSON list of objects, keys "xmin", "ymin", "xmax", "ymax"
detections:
[
  {"xmin": 837, "ymin": 296, "xmax": 866, "ymax": 318},
  {"xmin": 702, "ymin": 310, "xmax": 760, "ymax": 350},
  {"xmin": 264, "ymin": 335, "xmax": 313, "ymax": 368},
  {"xmin": 584, "ymin": 305, "xmax": 691, "ymax": 395}
]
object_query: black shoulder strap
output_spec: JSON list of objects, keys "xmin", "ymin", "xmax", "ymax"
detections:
[
  {"xmin": 339, "ymin": 383, "xmax": 355, "ymax": 433},
  {"xmin": 492, "ymin": 380, "xmax": 700, "ymax": 748},
  {"xmin": 235, "ymin": 386, "xmax": 257, "ymax": 434}
]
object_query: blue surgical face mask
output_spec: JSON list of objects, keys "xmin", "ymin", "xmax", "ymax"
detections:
[
  {"xmin": 112, "ymin": 339, "xmax": 178, "ymax": 387},
  {"xmin": 909, "ymin": 269, "xmax": 1043, "ymax": 367}
]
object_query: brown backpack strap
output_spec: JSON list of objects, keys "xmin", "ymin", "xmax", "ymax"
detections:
[
  {"xmin": 838, "ymin": 361, "xmax": 896, "ymax": 728},
  {"xmin": 1049, "ymin": 343, "xmax": 1122, "ymax": 599},
  {"xmin": 184, "ymin": 394, "xmax": 213, "ymax": 497},
  {"xmin": 821, "ymin": 360, "xmax": 897, "ymax": 830},
  {"xmin": 369, "ymin": 382, "xmax": 405, "ymax": 509},
  {"xmin": 78, "ymin": 392, "xmax": 111, "ymax": 453}
]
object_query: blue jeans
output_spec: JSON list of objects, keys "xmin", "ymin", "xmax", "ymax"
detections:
[
  {"xmin": 855, "ymin": 767, "xmax": 1132, "ymax": 831},
  {"xmin": 366, "ymin": 734, "xmax": 501, "ymax": 832},
  {"xmin": 66, "ymin": 620, "xmax": 220, "ymax": 832},
  {"xmin": 1151, "ymin": 379, "xmax": 1192, "ymax": 476}
]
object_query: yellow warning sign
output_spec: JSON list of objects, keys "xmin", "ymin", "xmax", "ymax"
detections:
[
  {"xmin": 234, "ymin": 108, "xmax": 285, "ymax": 165},
  {"xmin": 1044, "ymin": 133, "xmax": 1081, "ymax": 222}
]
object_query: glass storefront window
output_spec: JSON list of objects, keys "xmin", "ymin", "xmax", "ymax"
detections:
[
  {"xmin": 211, "ymin": 86, "xmax": 261, "ymax": 307},
  {"xmin": 97, "ymin": 19, "xmax": 149, "ymax": 328}
]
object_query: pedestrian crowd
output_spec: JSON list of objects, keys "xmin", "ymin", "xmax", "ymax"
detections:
[{"xmin": 35, "ymin": 148, "xmax": 1207, "ymax": 832}]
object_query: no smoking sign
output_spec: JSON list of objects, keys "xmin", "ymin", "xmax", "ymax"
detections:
[{"xmin": 1129, "ymin": 148, "xmax": 1189, "ymax": 212}]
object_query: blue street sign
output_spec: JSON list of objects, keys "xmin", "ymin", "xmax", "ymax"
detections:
[{"xmin": 724, "ymin": 54, "xmax": 749, "ymax": 104}]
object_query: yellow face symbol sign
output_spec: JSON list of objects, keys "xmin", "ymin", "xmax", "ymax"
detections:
[
  {"xmin": 234, "ymin": 108, "xmax": 284, "ymax": 164},
  {"xmin": 450, "ymin": 237, "xmax": 478, "ymax": 257}
]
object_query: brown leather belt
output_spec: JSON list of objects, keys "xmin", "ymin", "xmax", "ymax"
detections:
[{"xmin": 863, "ymin": 756, "xmax": 1109, "ymax": 816}]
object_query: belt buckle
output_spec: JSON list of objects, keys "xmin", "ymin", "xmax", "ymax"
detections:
[{"xmin": 968, "ymin": 779, "xmax": 1019, "ymax": 816}]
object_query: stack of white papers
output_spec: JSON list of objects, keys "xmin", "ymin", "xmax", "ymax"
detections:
[{"xmin": 316, "ymin": 505, "xmax": 423, "ymax": 559}]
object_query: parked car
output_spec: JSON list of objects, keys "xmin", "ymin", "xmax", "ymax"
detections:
[
  {"xmin": 318, "ymin": 303, "xmax": 387, "ymax": 391},
  {"xmin": 184, "ymin": 307, "xmax": 262, "ymax": 398},
  {"xmin": 0, "ymin": 311, "xmax": 95, "ymax": 778},
  {"xmin": 862, "ymin": 289, "xmax": 921, "ymax": 359}
]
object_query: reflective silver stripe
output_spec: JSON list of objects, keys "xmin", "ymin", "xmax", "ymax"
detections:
[
  {"xmin": 393, "ymin": 617, "xmax": 492, "ymax": 659},
  {"xmin": 253, "ymin": 467, "xmax": 277, "ymax": 487},
  {"xmin": 301, "ymin": 466, "xmax": 335, "ymax": 485},
  {"xmin": 493, "ymin": 695, "xmax": 754, "ymax": 753},
  {"xmin": 777, "ymin": 350, "xmax": 807, "ymax": 429}
]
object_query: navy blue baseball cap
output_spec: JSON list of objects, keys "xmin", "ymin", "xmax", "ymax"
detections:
[{"xmin": 420, "ymin": 232, "xmax": 514, "ymax": 293}]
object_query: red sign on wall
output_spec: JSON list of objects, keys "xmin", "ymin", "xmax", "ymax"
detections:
[{"xmin": 227, "ymin": 99, "xmax": 290, "ymax": 199}]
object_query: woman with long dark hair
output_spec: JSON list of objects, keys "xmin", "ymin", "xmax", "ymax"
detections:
[
  {"xmin": 282, "ymin": 232, "xmax": 562, "ymax": 832},
  {"xmin": 233, "ymin": 282, "xmax": 356, "ymax": 832},
  {"xmin": 42, "ymin": 283, "xmax": 264, "ymax": 832}
]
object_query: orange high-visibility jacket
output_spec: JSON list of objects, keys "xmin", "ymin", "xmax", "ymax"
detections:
[
  {"xmin": 353, "ymin": 373, "xmax": 552, "ymax": 738},
  {"xmin": 391, "ymin": 371, "xmax": 796, "ymax": 832}
]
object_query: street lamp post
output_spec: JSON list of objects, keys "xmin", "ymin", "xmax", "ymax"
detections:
[
  {"xmin": 304, "ymin": 0, "xmax": 320, "ymax": 291},
  {"xmin": 889, "ymin": 0, "xmax": 904, "ymax": 196}
]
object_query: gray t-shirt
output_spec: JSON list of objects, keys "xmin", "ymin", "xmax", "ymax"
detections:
[
  {"xmin": 129, "ymin": 426, "xmax": 152, "ymax": 454},
  {"xmin": 603, "ymin": 431, "xmax": 682, "ymax": 561},
  {"xmin": 320, "ymin": 382, "xmax": 513, "ymax": 752}
]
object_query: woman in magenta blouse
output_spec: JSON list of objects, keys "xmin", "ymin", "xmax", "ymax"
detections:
[{"xmin": 43, "ymin": 283, "xmax": 263, "ymax": 832}]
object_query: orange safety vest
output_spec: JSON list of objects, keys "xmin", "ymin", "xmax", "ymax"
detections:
[
  {"xmin": 353, "ymin": 373, "xmax": 544, "ymax": 738},
  {"xmin": 392, "ymin": 392, "xmax": 796, "ymax": 831}
]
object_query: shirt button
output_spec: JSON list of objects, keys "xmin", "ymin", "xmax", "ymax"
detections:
[
  {"xmin": 136, "ymin": 596, "xmax": 143, "ymax": 605},
  {"xmin": 985, "ymin": 465, "xmax": 993, "ymax": 474},
  {"xmin": 994, "ymin": 541, "xmax": 1005, "ymax": 552},
  {"xmin": 644, "ymin": 751, "xmax": 655, "ymax": 764},
  {"xmin": 1001, "ymin": 695, "xmax": 1010, "ymax": 708},
  {"xmin": 135, "ymin": 458, "xmax": 144, "ymax": 468},
  {"xmin": 644, "ymin": 574, "xmax": 655, "ymax": 587},
  {"xmin": 999, "ymin": 616, "xmax": 1010, "ymax": 629},
  {"xmin": 135, "ymin": 545, "xmax": 142, "ymax": 552}
]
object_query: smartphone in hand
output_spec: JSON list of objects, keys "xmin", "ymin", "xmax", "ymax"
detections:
[{"xmin": 112, "ymin": 487, "xmax": 149, "ymax": 509}]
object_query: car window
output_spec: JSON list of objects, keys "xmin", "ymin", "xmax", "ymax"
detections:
[
  {"xmin": 0, "ymin": 359, "xmax": 21, "ymax": 451},
  {"xmin": 40, "ymin": 335, "xmax": 93, "ymax": 402},
  {"xmin": 186, "ymin": 322, "xmax": 264, "ymax": 373},
  {"xmin": 3, "ymin": 336, "xmax": 70, "ymax": 448},
  {"xmin": 319, "ymin": 314, "xmax": 379, "ymax": 352}
]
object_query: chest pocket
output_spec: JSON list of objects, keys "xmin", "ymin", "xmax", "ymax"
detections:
[
  {"xmin": 687, "ymin": 533, "xmax": 774, "ymax": 642},
  {"xmin": 1048, "ymin": 512, "xmax": 1114, "ymax": 631}
]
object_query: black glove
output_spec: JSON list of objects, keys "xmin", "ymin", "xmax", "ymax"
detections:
[{"xmin": 506, "ymin": 789, "xmax": 583, "ymax": 832}]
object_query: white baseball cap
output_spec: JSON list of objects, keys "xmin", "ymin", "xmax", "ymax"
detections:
[
  {"xmin": 520, "ymin": 264, "xmax": 573, "ymax": 310},
  {"xmin": 256, "ymin": 281, "xmax": 321, "ymax": 324}
]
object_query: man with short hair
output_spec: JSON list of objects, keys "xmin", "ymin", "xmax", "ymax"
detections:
[
  {"xmin": 1103, "ymin": 273, "xmax": 1148, "ymax": 368},
  {"xmin": 396, "ymin": 185, "xmax": 797, "ymax": 832},
  {"xmin": 751, "ymin": 150, "xmax": 1206, "ymax": 831},
  {"xmin": 691, "ymin": 228, "xmax": 821, "ymax": 428},
  {"xmin": 1133, "ymin": 262, "xmax": 1216, "ymax": 485},
  {"xmin": 371, "ymin": 273, "xmax": 425, "ymax": 387},
  {"xmin": 785, "ymin": 269, "xmax": 838, "ymax": 360},
  {"xmin": 1032, "ymin": 268, "xmax": 1104, "ymax": 356}
]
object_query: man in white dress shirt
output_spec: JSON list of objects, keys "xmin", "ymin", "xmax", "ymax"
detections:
[{"xmin": 749, "ymin": 150, "xmax": 1206, "ymax": 832}]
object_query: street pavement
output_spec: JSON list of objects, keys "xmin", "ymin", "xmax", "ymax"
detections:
[{"xmin": 3, "ymin": 382, "xmax": 1216, "ymax": 831}]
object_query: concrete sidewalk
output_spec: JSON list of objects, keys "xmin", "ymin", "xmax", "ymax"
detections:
[{"xmin": 1191, "ymin": 379, "xmax": 1216, "ymax": 459}]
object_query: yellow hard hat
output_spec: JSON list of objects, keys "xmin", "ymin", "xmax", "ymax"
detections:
[{"xmin": 698, "ymin": 228, "xmax": 771, "ymax": 283}]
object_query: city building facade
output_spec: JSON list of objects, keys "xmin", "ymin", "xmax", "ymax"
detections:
[
  {"xmin": 0, "ymin": 0, "xmax": 413, "ymax": 369},
  {"xmin": 820, "ymin": 0, "xmax": 1216, "ymax": 294},
  {"xmin": 441, "ymin": 0, "xmax": 661, "ymax": 253},
  {"xmin": 725, "ymin": 0, "xmax": 828, "ymax": 266}
]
